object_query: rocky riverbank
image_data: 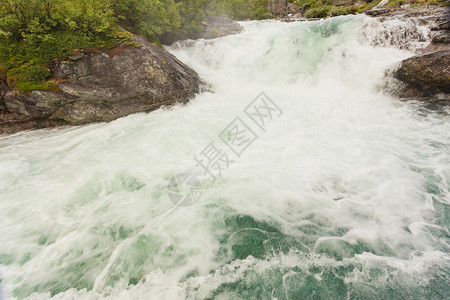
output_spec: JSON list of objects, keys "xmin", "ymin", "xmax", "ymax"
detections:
[
  {"xmin": 0, "ymin": 16, "xmax": 245, "ymax": 135},
  {"xmin": 0, "ymin": 33, "xmax": 200, "ymax": 135},
  {"xmin": 393, "ymin": 50, "xmax": 450, "ymax": 97},
  {"xmin": 378, "ymin": 5, "xmax": 449, "ymax": 99},
  {"xmin": 1, "ymin": 3, "xmax": 448, "ymax": 135},
  {"xmin": 371, "ymin": 8, "xmax": 449, "ymax": 101},
  {"xmin": 272, "ymin": 1, "xmax": 449, "ymax": 100}
]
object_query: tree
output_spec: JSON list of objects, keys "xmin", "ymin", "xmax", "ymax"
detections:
[{"xmin": 113, "ymin": 0, "xmax": 182, "ymax": 42}]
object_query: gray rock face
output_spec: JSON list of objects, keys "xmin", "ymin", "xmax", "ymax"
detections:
[
  {"xmin": 3, "ymin": 90, "xmax": 72, "ymax": 117},
  {"xmin": 369, "ymin": 5, "xmax": 450, "ymax": 100},
  {"xmin": 199, "ymin": 16, "xmax": 244, "ymax": 39},
  {"xmin": 0, "ymin": 80, "xmax": 8, "ymax": 113},
  {"xmin": 268, "ymin": 0, "xmax": 288, "ymax": 18},
  {"xmin": 287, "ymin": 3, "xmax": 302, "ymax": 15},
  {"xmin": 393, "ymin": 50, "xmax": 450, "ymax": 98},
  {"xmin": 160, "ymin": 15, "xmax": 243, "ymax": 44},
  {"xmin": 332, "ymin": 0, "xmax": 365, "ymax": 6},
  {"xmin": 366, "ymin": 8, "xmax": 392, "ymax": 17},
  {"xmin": 1, "ymin": 32, "xmax": 200, "ymax": 131},
  {"xmin": 367, "ymin": 4, "xmax": 448, "ymax": 18}
]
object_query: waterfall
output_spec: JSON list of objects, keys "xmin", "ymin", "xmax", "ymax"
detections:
[{"xmin": 0, "ymin": 15, "xmax": 448, "ymax": 300}]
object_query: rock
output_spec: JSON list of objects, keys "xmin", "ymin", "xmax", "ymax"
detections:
[
  {"xmin": 198, "ymin": 16, "xmax": 244, "ymax": 39},
  {"xmin": 68, "ymin": 52, "xmax": 84, "ymax": 61},
  {"xmin": 287, "ymin": 3, "xmax": 302, "ymax": 15},
  {"xmin": 431, "ymin": 31, "xmax": 450, "ymax": 45},
  {"xmin": 1, "ymin": 31, "xmax": 200, "ymax": 133},
  {"xmin": 429, "ymin": 14, "xmax": 450, "ymax": 45},
  {"xmin": 160, "ymin": 15, "xmax": 243, "ymax": 44},
  {"xmin": 371, "ymin": 5, "xmax": 450, "ymax": 100},
  {"xmin": 0, "ymin": 114, "xmax": 68, "ymax": 135},
  {"xmin": 56, "ymin": 61, "xmax": 73, "ymax": 78},
  {"xmin": 366, "ymin": 4, "xmax": 448, "ymax": 18},
  {"xmin": 268, "ymin": 0, "xmax": 288, "ymax": 18},
  {"xmin": 0, "ymin": 99, "xmax": 6, "ymax": 113},
  {"xmin": 420, "ymin": 43, "xmax": 450, "ymax": 54},
  {"xmin": 393, "ymin": 50, "xmax": 450, "ymax": 98},
  {"xmin": 332, "ymin": 0, "xmax": 364, "ymax": 6},
  {"xmin": 0, "ymin": 80, "xmax": 8, "ymax": 112},
  {"xmin": 366, "ymin": 8, "xmax": 392, "ymax": 17},
  {"xmin": 269, "ymin": 1, "xmax": 308, "ymax": 19},
  {"xmin": 430, "ymin": 18, "xmax": 449, "ymax": 31},
  {"xmin": 3, "ymin": 90, "xmax": 72, "ymax": 117}
]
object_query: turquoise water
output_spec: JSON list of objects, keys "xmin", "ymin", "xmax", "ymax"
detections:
[{"xmin": 0, "ymin": 16, "xmax": 449, "ymax": 299}]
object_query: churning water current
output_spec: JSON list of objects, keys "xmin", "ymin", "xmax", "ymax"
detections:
[{"xmin": 0, "ymin": 15, "xmax": 449, "ymax": 299}]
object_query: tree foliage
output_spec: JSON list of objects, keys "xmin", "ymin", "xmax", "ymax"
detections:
[
  {"xmin": 0, "ymin": 0, "xmax": 134, "ymax": 92},
  {"xmin": 113, "ymin": 0, "xmax": 182, "ymax": 42},
  {"xmin": 207, "ymin": 0, "xmax": 271, "ymax": 20},
  {"xmin": 0, "ymin": 0, "xmax": 272, "ymax": 92}
]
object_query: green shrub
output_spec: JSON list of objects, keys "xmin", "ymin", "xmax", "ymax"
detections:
[
  {"xmin": 113, "ymin": 0, "xmax": 182, "ymax": 43},
  {"xmin": 304, "ymin": 4, "xmax": 363, "ymax": 18},
  {"xmin": 175, "ymin": 0, "xmax": 210, "ymax": 37},
  {"xmin": 304, "ymin": 5, "xmax": 331, "ymax": 18},
  {"xmin": 0, "ymin": 0, "xmax": 275, "ymax": 93},
  {"xmin": 306, "ymin": 0, "xmax": 324, "ymax": 9},
  {"xmin": 207, "ymin": 0, "xmax": 271, "ymax": 20},
  {"xmin": 6, "ymin": 62, "xmax": 52, "ymax": 92},
  {"xmin": 252, "ymin": 5, "xmax": 272, "ymax": 20},
  {"xmin": 386, "ymin": 0, "xmax": 405, "ymax": 6},
  {"xmin": 0, "ymin": 0, "xmax": 137, "ymax": 92},
  {"xmin": 15, "ymin": 81, "xmax": 58, "ymax": 92},
  {"xmin": 24, "ymin": 64, "xmax": 51, "ymax": 83},
  {"xmin": 0, "ymin": 62, "xmax": 6, "ymax": 79}
]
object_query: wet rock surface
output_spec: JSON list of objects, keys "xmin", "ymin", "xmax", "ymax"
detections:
[
  {"xmin": 1, "ymin": 33, "xmax": 200, "ymax": 134},
  {"xmin": 393, "ymin": 50, "xmax": 450, "ymax": 98},
  {"xmin": 161, "ymin": 15, "xmax": 243, "ymax": 44},
  {"xmin": 365, "ymin": 5, "xmax": 449, "ymax": 100},
  {"xmin": 198, "ymin": 16, "xmax": 244, "ymax": 39},
  {"xmin": 268, "ymin": 0, "xmax": 288, "ymax": 18},
  {"xmin": 367, "ymin": 4, "xmax": 448, "ymax": 18}
]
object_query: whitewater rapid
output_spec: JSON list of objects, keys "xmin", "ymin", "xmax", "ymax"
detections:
[{"xmin": 0, "ymin": 15, "xmax": 449, "ymax": 299}]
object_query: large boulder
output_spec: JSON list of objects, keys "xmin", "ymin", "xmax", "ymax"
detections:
[
  {"xmin": 393, "ymin": 50, "xmax": 450, "ymax": 98},
  {"xmin": 198, "ymin": 16, "xmax": 243, "ymax": 39},
  {"xmin": 161, "ymin": 15, "xmax": 243, "ymax": 43},
  {"xmin": 366, "ymin": 4, "xmax": 448, "ymax": 18},
  {"xmin": 1, "ymin": 32, "xmax": 200, "ymax": 132},
  {"xmin": 268, "ymin": 0, "xmax": 288, "ymax": 18},
  {"xmin": 366, "ymin": 8, "xmax": 392, "ymax": 17}
]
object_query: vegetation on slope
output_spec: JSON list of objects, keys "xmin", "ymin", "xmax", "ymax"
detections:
[
  {"xmin": 0, "ymin": 0, "xmax": 138, "ymax": 92},
  {"xmin": 0, "ymin": 0, "xmax": 270, "ymax": 93},
  {"xmin": 289, "ymin": 0, "xmax": 449, "ymax": 19},
  {"xmin": 1, "ymin": 0, "xmax": 447, "ymax": 93}
]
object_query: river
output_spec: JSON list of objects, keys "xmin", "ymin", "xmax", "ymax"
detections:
[{"xmin": 0, "ymin": 15, "xmax": 449, "ymax": 299}]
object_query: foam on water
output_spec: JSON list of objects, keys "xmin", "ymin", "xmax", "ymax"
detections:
[{"xmin": 0, "ymin": 15, "xmax": 449, "ymax": 299}]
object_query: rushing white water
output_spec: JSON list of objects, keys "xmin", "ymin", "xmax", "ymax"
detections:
[{"xmin": 0, "ymin": 15, "xmax": 449, "ymax": 300}]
